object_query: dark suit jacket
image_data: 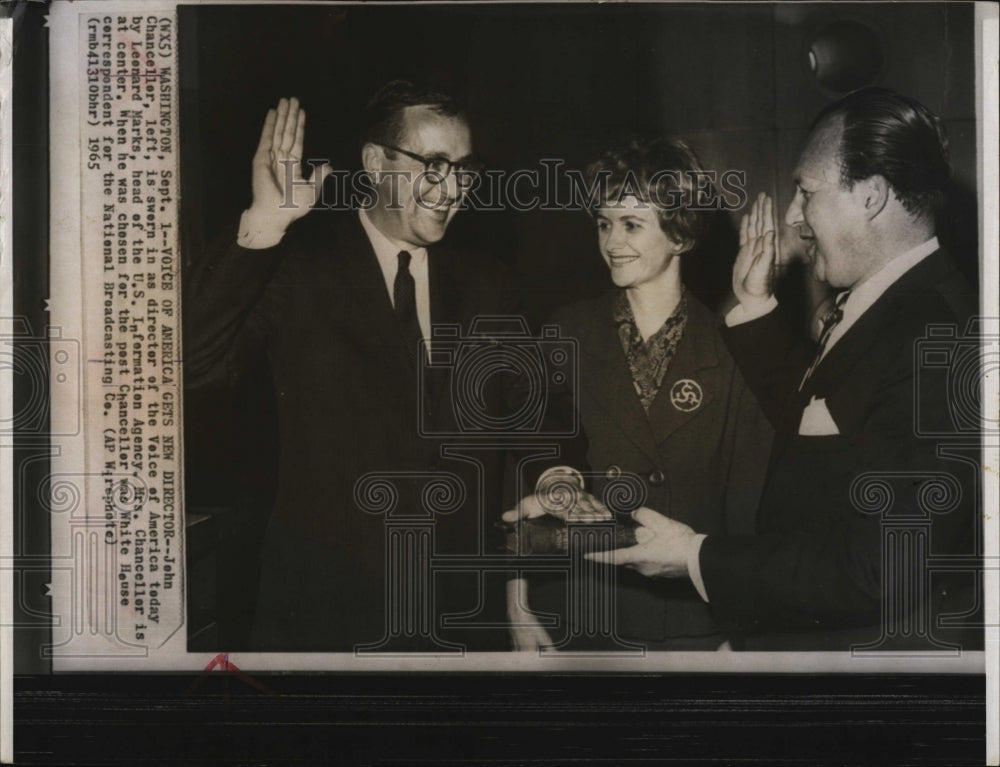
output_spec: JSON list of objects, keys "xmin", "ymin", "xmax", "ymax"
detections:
[
  {"xmin": 703, "ymin": 249, "xmax": 981, "ymax": 650},
  {"xmin": 184, "ymin": 212, "xmax": 578, "ymax": 651},
  {"xmin": 532, "ymin": 291, "xmax": 773, "ymax": 647}
]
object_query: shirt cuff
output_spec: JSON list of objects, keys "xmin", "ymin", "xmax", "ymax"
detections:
[
  {"xmin": 687, "ymin": 533, "xmax": 710, "ymax": 602},
  {"xmin": 236, "ymin": 208, "xmax": 288, "ymax": 250},
  {"xmin": 535, "ymin": 466, "xmax": 585, "ymax": 492},
  {"xmin": 724, "ymin": 296, "xmax": 778, "ymax": 327}
]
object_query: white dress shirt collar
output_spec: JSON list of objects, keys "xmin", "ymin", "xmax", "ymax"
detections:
[{"xmin": 822, "ymin": 236, "xmax": 939, "ymax": 359}]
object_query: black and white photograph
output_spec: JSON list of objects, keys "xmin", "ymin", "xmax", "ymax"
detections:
[
  {"xmin": 173, "ymin": 1, "xmax": 991, "ymax": 662},
  {"xmin": 3, "ymin": 0, "xmax": 998, "ymax": 763}
]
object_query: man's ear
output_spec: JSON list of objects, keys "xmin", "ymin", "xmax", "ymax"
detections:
[
  {"xmin": 361, "ymin": 143, "xmax": 383, "ymax": 175},
  {"xmin": 860, "ymin": 174, "xmax": 890, "ymax": 221}
]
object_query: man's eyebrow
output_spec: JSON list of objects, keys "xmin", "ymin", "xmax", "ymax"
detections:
[
  {"xmin": 795, "ymin": 169, "xmax": 833, "ymax": 189},
  {"xmin": 426, "ymin": 151, "xmax": 475, "ymax": 164}
]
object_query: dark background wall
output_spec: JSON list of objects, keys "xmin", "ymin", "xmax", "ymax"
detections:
[
  {"xmin": 179, "ymin": 3, "xmax": 978, "ymax": 300},
  {"xmin": 177, "ymin": 3, "xmax": 978, "ymax": 647}
]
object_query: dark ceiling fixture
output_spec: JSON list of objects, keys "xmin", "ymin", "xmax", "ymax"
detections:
[{"xmin": 808, "ymin": 19, "xmax": 887, "ymax": 93}]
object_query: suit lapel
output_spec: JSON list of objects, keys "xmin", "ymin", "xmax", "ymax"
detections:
[
  {"xmin": 334, "ymin": 214, "xmax": 412, "ymax": 374},
  {"xmin": 425, "ymin": 245, "xmax": 462, "ymax": 409},
  {"xmin": 807, "ymin": 249, "xmax": 955, "ymax": 397},
  {"xmin": 645, "ymin": 298, "xmax": 719, "ymax": 445},
  {"xmin": 428, "ymin": 245, "xmax": 462, "ymax": 332},
  {"xmin": 764, "ymin": 249, "xmax": 958, "ymax": 453}
]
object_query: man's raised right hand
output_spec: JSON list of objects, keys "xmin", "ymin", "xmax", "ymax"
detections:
[
  {"xmin": 732, "ymin": 192, "xmax": 777, "ymax": 307},
  {"xmin": 240, "ymin": 97, "xmax": 333, "ymax": 248}
]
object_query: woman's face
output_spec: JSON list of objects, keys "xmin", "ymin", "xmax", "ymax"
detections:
[{"xmin": 594, "ymin": 195, "xmax": 682, "ymax": 290}]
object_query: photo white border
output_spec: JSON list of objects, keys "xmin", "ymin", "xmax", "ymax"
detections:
[
  {"xmin": 975, "ymin": 3, "xmax": 999, "ymax": 764},
  {"xmin": 1, "ymin": 15, "xmax": 15, "ymax": 766},
  {"xmin": 43, "ymin": 0, "xmax": 996, "ymax": 696}
]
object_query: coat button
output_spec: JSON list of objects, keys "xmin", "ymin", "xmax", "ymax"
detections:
[
  {"xmin": 605, "ymin": 465, "xmax": 622, "ymax": 479},
  {"xmin": 648, "ymin": 469, "xmax": 665, "ymax": 486}
]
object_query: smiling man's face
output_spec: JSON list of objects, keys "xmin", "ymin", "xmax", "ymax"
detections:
[
  {"xmin": 371, "ymin": 106, "xmax": 473, "ymax": 249},
  {"xmin": 784, "ymin": 118, "xmax": 874, "ymax": 289}
]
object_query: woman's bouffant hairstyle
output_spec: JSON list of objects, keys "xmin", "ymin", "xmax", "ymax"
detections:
[{"xmin": 584, "ymin": 137, "xmax": 714, "ymax": 251}]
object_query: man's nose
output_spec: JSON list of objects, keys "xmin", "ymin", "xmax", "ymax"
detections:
[
  {"xmin": 436, "ymin": 168, "xmax": 463, "ymax": 204},
  {"xmin": 784, "ymin": 191, "xmax": 803, "ymax": 228}
]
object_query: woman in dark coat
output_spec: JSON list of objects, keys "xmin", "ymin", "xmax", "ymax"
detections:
[{"xmin": 507, "ymin": 138, "xmax": 773, "ymax": 651}]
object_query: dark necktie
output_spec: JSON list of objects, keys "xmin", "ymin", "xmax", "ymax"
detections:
[
  {"xmin": 393, "ymin": 250, "xmax": 423, "ymax": 364},
  {"xmin": 799, "ymin": 290, "xmax": 851, "ymax": 391}
]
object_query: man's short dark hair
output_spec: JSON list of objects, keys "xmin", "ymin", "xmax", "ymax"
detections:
[
  {"xmin": 813, "ymin": 86, "xmax": 951, "ymax": 219},
  {"xmin": 361, "ymin": 80, "xmax": 465, "ymax": 150},
  {"xmin": 584, "ymin": 137, "xmax": 712, "ymax": 250}
]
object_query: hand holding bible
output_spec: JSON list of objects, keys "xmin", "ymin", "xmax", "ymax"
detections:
[
  {"xmin": 500, "ymin": 487, "xmax": 639, "ymax": 556},
  {"xmin": 584, "ymin": 507, "xmax": 698, "ymax": 578}
]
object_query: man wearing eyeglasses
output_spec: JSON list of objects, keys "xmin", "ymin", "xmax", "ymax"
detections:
[{"xmin": 184, "ymin": 80, "xmax": 565, "ymax": 652}]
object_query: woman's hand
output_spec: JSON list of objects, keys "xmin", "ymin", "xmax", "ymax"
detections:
[
  {"xmin": 501, "ymin": 470, "xmax": 606, "ymax": 525},
  {"xmin": 506, "ymin": 578, "xmax": 554, "ymax": 652}
]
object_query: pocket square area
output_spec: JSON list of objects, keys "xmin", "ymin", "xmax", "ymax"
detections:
[{"xmin": 798, "ymin": 396, "xmax": 840, "ymax": 436}]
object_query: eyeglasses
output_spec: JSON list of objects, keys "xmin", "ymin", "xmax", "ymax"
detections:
[{"xmin": 376, "ymin": 143, "xmax": 482, "ymax": 189}]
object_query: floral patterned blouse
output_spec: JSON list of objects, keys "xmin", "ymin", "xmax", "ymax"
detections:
[{"xmin": 613, "ymin": 289, "xmax": 689, "ymax": 414}]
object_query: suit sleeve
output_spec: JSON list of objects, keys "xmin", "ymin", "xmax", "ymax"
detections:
[
  {"xmin": 183, "ymin": 219, "xmax": 292, "ymax": 389},
  {"xmin": 719, "ymin": 366, "xmax": 773, "ymax": 537},
  {"xmin": 720, "ymin": 308, "xmax": 813, "ymax": 427}
]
